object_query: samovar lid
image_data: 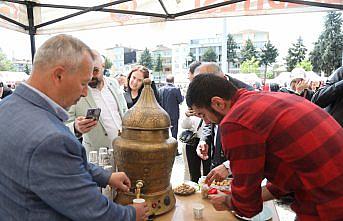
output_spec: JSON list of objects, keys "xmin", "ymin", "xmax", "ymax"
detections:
[{"xmin": 122, "ymin": 79, "xmax": 170, "ymax": 130}]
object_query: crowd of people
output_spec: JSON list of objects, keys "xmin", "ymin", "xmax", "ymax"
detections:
[{"xmin": 0, "ymin": 34, "xmax": 342, "ymax": 221}]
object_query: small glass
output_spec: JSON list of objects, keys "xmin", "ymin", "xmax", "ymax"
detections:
[
  {"xmin": 99, "ymin": 153, "xmax": 108, "ymax": 167},
  {"xmin": 192, "ymin": 203, "xmax": 204, "ymax": 219},
  {"xmin": 88, "ymin": 151, "xmax": 98, "ymax": 165},
  {"xmin": 99, "ymin": 147, "xmax": 108, "ymax": 155}
]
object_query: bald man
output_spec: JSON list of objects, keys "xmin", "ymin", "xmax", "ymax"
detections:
[
  {"xmin": 0, "ymin": 34, "xmax": 148, "ymax": 221},
  {"xmin": 159, "ymin": 74, "xmax": 184, "ymax": 155}
]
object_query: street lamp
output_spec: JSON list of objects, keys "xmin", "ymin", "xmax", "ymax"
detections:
[{"xmin": 186, "ymin": 55, "xmax": 193, "ymax": 68}]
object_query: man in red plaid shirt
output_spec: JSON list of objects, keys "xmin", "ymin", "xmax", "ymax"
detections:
[{"xmin": 186, "ymin": 74, "xmax": 343, "ymax": 221}]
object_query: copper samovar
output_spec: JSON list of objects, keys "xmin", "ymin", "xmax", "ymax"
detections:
[{"xmin": 113, "ymin": 79, "xmax": 177, "ymax": 216}]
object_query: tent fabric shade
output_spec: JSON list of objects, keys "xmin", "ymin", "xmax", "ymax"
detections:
[{"xmin": 0, "ymin": 0, "xmax": 342, "ymax": 35}]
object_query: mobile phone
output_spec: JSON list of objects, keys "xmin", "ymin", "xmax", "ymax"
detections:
[
  {"xmin": 85, "ymin": 108, "xmax": 101, "ymax": 121},
  {"xmin": 0, "ymin": 82, "xmax": 3, "ymax": 87}
]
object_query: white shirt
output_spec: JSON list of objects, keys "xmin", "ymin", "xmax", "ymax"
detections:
[{"xmin": 90, "ymin": 80, "xmax": 122, "ymax": 144}]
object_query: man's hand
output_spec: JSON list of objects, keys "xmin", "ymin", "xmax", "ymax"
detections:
[
  {"xmin": 205, "ymin": 164, "xmax": 229, "ymax": 185},
  {"xmin": 196, "ymin": 141, "xmax": 209, "ymax": 160},
  {"xmin": 108, "ymin": 172, "xmax": 131, "ymax": 192},
  {"xmin": 209, "ymin": 193, "xmax": 232, "ymax": 211},
  {"xmin": 185, "ymin": 108, "xmax": 197, "ymax": 117},
  {"xmin": 74, "ymin": 116, "xmax": 98, "ymax": 134},
  {"xmin": 131, "ymin": 202, "xmax": 149, "ymax": 221}
]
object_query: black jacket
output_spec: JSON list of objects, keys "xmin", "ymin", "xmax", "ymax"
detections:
[{"xmin": 311, "ymin": 67, "xmax": 343, "ymax": 127}]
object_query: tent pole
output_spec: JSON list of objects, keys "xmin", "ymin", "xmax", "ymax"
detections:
[{"xmin": 26, "ymin": 1, "xmax": 36, "ymax": 63}]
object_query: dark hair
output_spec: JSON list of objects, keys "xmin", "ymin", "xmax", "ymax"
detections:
[
  {"xmin": 269, "ymin": 83, "xmax": 280, "ymax": 92},
  {"xmin": 189, "ymin": 61, "xmax": 202, "ymax": 74},
  {"xmin": 127, "ymin": 65, "xmax": 150, "ymax": 91},
  {"xmin": 186, "ymin": 74, "xmax": 237, "ymax": 108}
]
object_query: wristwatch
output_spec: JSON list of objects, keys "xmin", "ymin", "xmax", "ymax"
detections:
[{"xmin": 222, "ymin": 161, "xmax": 232, "ymax": 175}]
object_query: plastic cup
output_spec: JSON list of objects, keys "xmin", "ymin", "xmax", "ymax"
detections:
[{"xmin": 192, "ymin": 203, "xmax": 204, "ymax": 219}]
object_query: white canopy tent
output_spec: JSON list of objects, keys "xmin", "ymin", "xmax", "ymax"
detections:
[{"xmin": 0, "ymin": 0, "xmax": 342, "ymax": 60}]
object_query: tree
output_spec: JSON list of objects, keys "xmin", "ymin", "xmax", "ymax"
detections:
[
  {"xmin": 139, "ymin": 48, "xmax": 153, "ymax": 70},
  {"xmin": 226, "ymin": 34, "xmax": 238, "ymax": 73},
  {"xmin": 202, "ymin": 47, "xmax": 217, "ymax": 62},
  {"xmin": 309, "ymin": 11, "xmax": 343, "ymax": 76},
  {"xmin": 154, "ymin": 54, "xmax": 163, "ymax": 72},
  {"xmin": 296, "ymin": 60, "xmax": 313, "ymax": 71},
  {"xmin": 240, "ymin": 57, "xmax": 260, "ymax": 73},
  {"xmin": 260, "ymin": 41, "xmax": 279, "ymax": 81},
  {"xmin": 24, "ymin": 64, "xmax": 30, "ymax": 75},
  {"xmin": 104, "ymin": 56, "xmax": 112, "ymax": 70},
  {"xmin": 285, "ymin": 37, "xmax": 307, "ymax": 72},
  {"xmin": 309, "ymin": 42, "xmax": 322, "ymax": 73},
  {"xmin": 240, "ymin": 39, "xmax": 258, "ymax": 63},
  {"xmin": 0, "ymin": 48, "xmax": 15, "ymax": 71}
]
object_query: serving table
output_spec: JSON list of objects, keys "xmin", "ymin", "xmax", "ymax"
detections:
[{"xmin": 155, "ymin": 192, "xmax": 279, "ymax": 221}]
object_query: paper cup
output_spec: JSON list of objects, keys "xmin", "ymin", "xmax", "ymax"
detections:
[{"xmin": 133, "ymin": 198, "xmax": 145, "ymax": 204}]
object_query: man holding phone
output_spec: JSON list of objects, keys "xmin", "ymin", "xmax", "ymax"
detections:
[
  {"xmin": 66, "ymin": 50, "xmax": 127, "ymax": 157},
  {"xmin": 0, "ymin": 34, "xmax": 148, "ymax": 221}
]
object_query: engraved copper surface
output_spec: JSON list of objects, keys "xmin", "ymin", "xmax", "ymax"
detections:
[{"xmin": 113, "ymin": 79, "xmax": 177, "ymax": 215}]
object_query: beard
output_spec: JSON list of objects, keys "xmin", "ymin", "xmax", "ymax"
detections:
[
  {"xmin": 88, "ymin": 77, "xmax": 100, "ymax": 88},
  {"xmin": 209, "ymin": 107, "xmax": 225, "ymax": 124}
]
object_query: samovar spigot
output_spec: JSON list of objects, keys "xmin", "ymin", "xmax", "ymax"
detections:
[{"xmin": 135, "ymin": 180, "xmax": 144, "ymax": 199}]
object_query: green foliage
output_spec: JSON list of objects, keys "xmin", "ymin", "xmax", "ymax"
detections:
[
  {"xmin": 202, "ymin": 47, "xmax": 217, "ymax": 62},
  {"xmin": 104, "ymin": 56, "xmax": 113, "ymax": 70},
  {"xmin": 309, "ymin": 11, "xmax": 343, "ymax": 76},
  {"xmin": 226, "ymin": 34, "xmax": 238, "ymax": 73},
  {"xmin": 154, "ymin": 54, "xmax": 163, "ymax": 72},
  {"xmin": 24, "ymin": 64, "xmax": 30, "ymax": 75},
  {"xmin": 139, "ymin": 48, "xmax": 153, "ymax": 70},
  {"xmin": 260, "ymin": 41, "xmax": 279, "ymax": 80},
  {"xmin": 0, "ymin": 48, "xmax": 15, "ymax": 71},
  {"xmin": 256, "ymin": 71, "xmax": 274, "ymax": 79},
  {"xmin": 296, "ymin": 60, "xmax": 313, "ymax": 71},
  {"xmin": 240, "ymin": 39, "xmax": 258, "ymax": 63},
  {"xmin": 240, "ymin": 57, "xmax": 259, "ymax": 73},
  {"xmin": 285, "ymin": 37, "xmax": 307, "ymax": 72}
]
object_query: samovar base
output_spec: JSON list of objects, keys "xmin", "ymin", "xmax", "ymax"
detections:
[{"xmin": 114, "ymin": 185, "xmax": 176, "ymax": 216}]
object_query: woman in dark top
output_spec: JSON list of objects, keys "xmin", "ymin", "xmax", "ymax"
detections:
[{"xmin": 124, "ymin": 65, "xmax": 159, "ymax": 108}]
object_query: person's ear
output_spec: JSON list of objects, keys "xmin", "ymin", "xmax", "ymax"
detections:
[
  {"xmin": 210, "ymin": 96, "xmax": 225, "ymax": 112},
  {"xmin": 52, "ymin": 66, "xmax": 65, "ymax": 83}
]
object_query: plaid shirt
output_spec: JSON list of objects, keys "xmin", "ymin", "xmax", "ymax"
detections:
[{"xmin": 220, "ymin": 89, "xmax": 343, "ymax": 221}]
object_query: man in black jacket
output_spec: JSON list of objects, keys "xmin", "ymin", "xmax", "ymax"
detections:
[{"xmin": 312, "ymin": 66, "xmax": 343, "ymax": 127}]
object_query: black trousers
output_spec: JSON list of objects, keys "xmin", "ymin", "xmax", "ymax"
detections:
[
  {"xmin": 185, "ymin": 138, "xmax": 211, "ymax": 183},
  {"xmin": 170, "ymin": 118, "xmax": 179, "ymax": 140}
]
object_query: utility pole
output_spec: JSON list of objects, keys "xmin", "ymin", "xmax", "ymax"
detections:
[{"xmin": 221, "ymin": 17, "xmax": 228, "ymax": 74}]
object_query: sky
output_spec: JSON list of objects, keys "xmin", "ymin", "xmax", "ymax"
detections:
[{"xmin": 0, "ymin": 11, "xmax": 328, "ymax": 63}]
